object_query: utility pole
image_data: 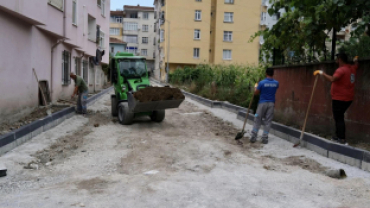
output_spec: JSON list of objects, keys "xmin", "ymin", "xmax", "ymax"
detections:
[
  {"xmin": 331, "ymin": 27, "xmax": 337, "ymax": 60},
  {"xmin": 166, "ymin": 20, "xmax": 170, "ymax": 83}
]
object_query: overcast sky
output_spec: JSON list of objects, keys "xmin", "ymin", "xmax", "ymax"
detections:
[{"xmin": 110, "ymin": 0, "xmax": 153, "ymax": 10}]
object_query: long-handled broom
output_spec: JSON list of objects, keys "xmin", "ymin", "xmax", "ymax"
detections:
[
  {"xmin": 293, "ymin": 72, "xmax": 320, "ymax": 147},
  {"xmin": 235, "ymin": 92, "xmax": 255, "ymax": 140}
]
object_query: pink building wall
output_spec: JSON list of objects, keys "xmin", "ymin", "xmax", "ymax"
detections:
[{"xmin": 0, "ymin": 0, "xmax": 110, "ymax": 123}]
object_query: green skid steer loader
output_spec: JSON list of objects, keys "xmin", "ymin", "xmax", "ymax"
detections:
[{"xmin": 109, "ymin": 52, "xmax": 184, "ymax": 125}]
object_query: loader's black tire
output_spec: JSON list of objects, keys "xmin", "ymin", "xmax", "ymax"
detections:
[
  {"xmin": 111, "ymin": 95, "xmax": 118, "ymax": 117},
  {"xmin": 118, "ymin": 103, "xmax": 134, "ymax": 125},
  {"xmin": 150, "ymin": 110, "xmax": 165, "ymax": 122}
]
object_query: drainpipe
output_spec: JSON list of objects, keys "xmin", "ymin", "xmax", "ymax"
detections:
[
  {"xmin": 77, "ymin": 52, "xmax": 85, "ymax": 76},
  {"xmin": 63, "ymin": 0, "xmax": 66, "ymax": 38},
  {"xmin": 51, "ymin": 39, "xmax": 66, "ymax": 101}
]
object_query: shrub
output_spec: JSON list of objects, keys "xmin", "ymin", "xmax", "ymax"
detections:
[{"xmin": 169, "ymin": 63, "xmax": 267, "ymax": 112}]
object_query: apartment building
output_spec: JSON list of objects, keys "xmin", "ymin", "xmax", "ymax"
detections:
[
  {"xmin": 0, "ymin": 0, "xmax": 110, "ymax": 122},
  {"xmin": 109, "ymin": 10, "xmax": 127, "ymax": 56},
  {"xmin": 154, "ymin": 0, "xmax": 261, "ymax": 81},
  {"xmin": 110, "ymin": 10, "xmax": 124, "ymax": 41},
  {"xmin": 259, "ymin": 0, "xmax": 285, "ymax": 62},
  {"xmin": 123, "ymin": 5, "xmax": 156, "ymax": 73},
  {"xmin": 259, "ymin": 0, "xmax": 284, "ymax": 45}
]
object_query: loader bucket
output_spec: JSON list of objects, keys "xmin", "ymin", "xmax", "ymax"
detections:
[{"xmin": 127, "ymin": 93, "xmax": 184, "ymax": 113}]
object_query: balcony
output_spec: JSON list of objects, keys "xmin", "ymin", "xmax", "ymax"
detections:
[{"xmin": 160, "ymin": 19, "xmax": 165, "ymax": 25}]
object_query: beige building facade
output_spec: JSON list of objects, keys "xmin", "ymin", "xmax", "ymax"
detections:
[{"xmin": 154, "ymin": 0, "xmax": 260, "ymax": 81}]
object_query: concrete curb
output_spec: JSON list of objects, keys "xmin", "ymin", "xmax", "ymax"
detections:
[
  {"xmin": 0, "ymin": 86, "xmax": 113, "ymax": 156},
  {"xmin": 236, "ymin": 111, "xmax": 369, "ymax": 172},
  {"xmin": 150, "ymin": 79, "xmax": 370, "ymax": 172}
]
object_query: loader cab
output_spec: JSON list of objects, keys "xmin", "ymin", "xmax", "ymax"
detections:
[{"xmin": 110, "ymin": 52, "xmax": 150, "ymax": 101}]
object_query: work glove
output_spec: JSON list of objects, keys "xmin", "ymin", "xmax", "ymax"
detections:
[
  {"xmin": 353, "ymin": 56, "xmax": 359, "ymax": 62},
  {"xmin": 254, "ymin": 83, "xmax": 258, "ymax": 89},
  {"xmin": 313, "ymin": 70, "xmax": 323, "ymax": 76}
]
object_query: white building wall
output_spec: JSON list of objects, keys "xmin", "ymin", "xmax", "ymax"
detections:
[{"xmin": 0, "ymin": 0, "xmax": 110, "ymax": 123}]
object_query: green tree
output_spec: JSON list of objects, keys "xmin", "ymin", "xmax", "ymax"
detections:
[{"xmin": 251, "ymin": 0, "xmax": 370, "ymax": 63}]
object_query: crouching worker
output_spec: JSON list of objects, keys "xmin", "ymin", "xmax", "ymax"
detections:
[
  {"xmin": 70, "ymin": 72, "xmax": 89, "ymax": 114},
  {"xmin": 250, "ymin": 68, "xmax": 279, "ymax": 144}
]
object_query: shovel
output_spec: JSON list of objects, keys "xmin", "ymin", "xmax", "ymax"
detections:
[
  {"xmin": 33, "ymin": 68, "xmax": 51, "ymax": 115},
  {"xmin": 235, "ymin": 93, "xmax": 255, "ymax": 140},
  {"xmin": 293, "ymin": 74, "xmax": 319, "ymax": 147}
]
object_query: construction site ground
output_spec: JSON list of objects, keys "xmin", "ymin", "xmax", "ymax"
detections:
[
  {"xmin": 0, "ymin": 106, "xmax": 68, "ymax": 137},
  {"xmin": 0, "ymin": 91, "xmax": 370, "ymax": 208}
]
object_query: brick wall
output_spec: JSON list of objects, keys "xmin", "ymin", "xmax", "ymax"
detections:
[{"xmin": 272, "ymin": 60, "xmax": 370, "ymax": 144}]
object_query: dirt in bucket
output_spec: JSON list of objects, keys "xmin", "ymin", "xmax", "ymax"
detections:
[{"xmin": 133, "ymin": 87, "xmax": 185, "ymax": 102}]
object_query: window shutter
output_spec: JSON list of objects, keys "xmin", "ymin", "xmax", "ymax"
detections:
[{"xmin": 96, "ymin": 25, "xmax": 100, "ymax": 43}]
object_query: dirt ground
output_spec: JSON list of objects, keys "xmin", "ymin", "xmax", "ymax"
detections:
[
  {"xmin": 0, "ymin": 106, "xmax": 68, "ymax": 136},
  {"xmin": 0, "ymin": 92, "xmax": 370, "ymax": 208},
  {"xmin": 134, "ymin": 87, "xmax": 185, "ymax": 102}
]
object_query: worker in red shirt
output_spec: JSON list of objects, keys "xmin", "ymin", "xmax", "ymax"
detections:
[{"xmin": 315, "ymin": 53, "xmax": 358, "ymax": 145}]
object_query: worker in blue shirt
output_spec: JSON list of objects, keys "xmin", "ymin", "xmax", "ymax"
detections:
[{"xmin": 250, "ymin": 68, "xmax": 279, "ymax": 144}]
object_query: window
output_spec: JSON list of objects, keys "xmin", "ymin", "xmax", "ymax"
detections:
[
  {"xmin": 111, "ymin": 46, "xmax": 114, "ymax": 53},
  {"xmin": 143, "ymin": 12, "xmax": 149, "ymax": 19},
  {"xmin": 141, "ymin": 49, "xmax": 148, "ymax": 56},
  {"xmin": 48, "ymin": 0, "xmax": 64, "ymax": 11},
  {"xmin": 154, "ymin": 12, "xmax": 157, "ymax": 19},
  {"xmin": 110, "ymin": 28, "xmax": 120, "ymax": 35},
  {"xmin": 142, "ymin": 37, "xmax": 148, "ymax": 44},
  {"xmin": 83, "ymin": 60, "xmax": 88, "ymax": 82},
  {"xmin": 75, "ymin": 57, "xmax": 81, "ymax": 76},
  {"xmin": 115, "ymin": 16, "xmax": 122, "ymax": 23},
  {"xmin": 223, "ymin": 31, "xmax": 233, "ymax": 42},
  {"xmin": 124, "ymin": 35, "xmax": 138, "ymax": 43},
  {"xmin": 225, "ymin": 0, "xmax": 234, "ymax": 4},
  {"xmin": 97, "ymin": 0, "xmax": 101, "ymax": 6},
  {"xmin": 99, "ymin": 30, "xmax": 105, "ymax": 48},
  {"xmin": 272, "ymin": 12, "xmax": 280, "ymax": 20},
  {"xmin": 224, "ymin": 12, "xmax": 233, "ymax": 22},
  {"xmin": 195, "ymin": 10, "xmax": 202, "ymax": 21},
  {"xmin": 196, "ymin": 0, "xmax": 202, "ymax": 1},
  {"xmin": 223, "ymin": 50, "xmax": 232, "ymax": 60},
  {"xmin": 160, "ymin": 11, "xmax": 165, "ymax": 25},
  {"xmin": 154, "ymin": 23, "xmax": 157, "ymax": 32},
  {"xmin": 101, "ymin": 0, "xmax": 105, "ymax": 16},
  {"xmin": 154, "ymin": 37, "xmax": 156, "ymax": 45},
  {"xmin": 130, "ymin": 13, "xmax": 138, "ymax": 18},
  {"xmin": 126, "ymin": 47, "xmax": 138, "ymax": 54},
  {"xmin": 62, "ymin": 50, "xmax": 71, "ymax": 85},
  {"xmin": 72, "ymin": 0, "xmax": 77, "ymax": 25},
  {"xmin": 142, "ymin": 25, "xmax": 149, "ymax": 32},
  {"xmin": 160, "ymin": 30, "xmax": 165, "ymax": 42},
  {"xmin": 88, "ymin": 16, "xmax": 96, "ymax": 41},
  {"xmin": 124, "ymin": 22, "xmax": 138, "ymax": 31},
  {"xmin": 160, "ymin": 0, "xmax": 165, "ymax": 6},
  {"xmin": 193, "ymin": 48, "xmax": 200, "ymax": 58},
  {"xmin": 194, "ymin": 29, "xmax": 201, "ymax": 40},
  {"xmin": 261, "ymin": 12, "xmax": 267, "ymax": 21}
]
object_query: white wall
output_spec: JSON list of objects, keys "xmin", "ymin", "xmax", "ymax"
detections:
[{"xmin": 0, "ymin": 0, "xmax": 111, "ymax": 122}]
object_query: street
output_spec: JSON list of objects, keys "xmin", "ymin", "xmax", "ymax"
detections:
[{"xmin": 0, "ymin": 91, "xmax": 370, "ymax": 208}]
